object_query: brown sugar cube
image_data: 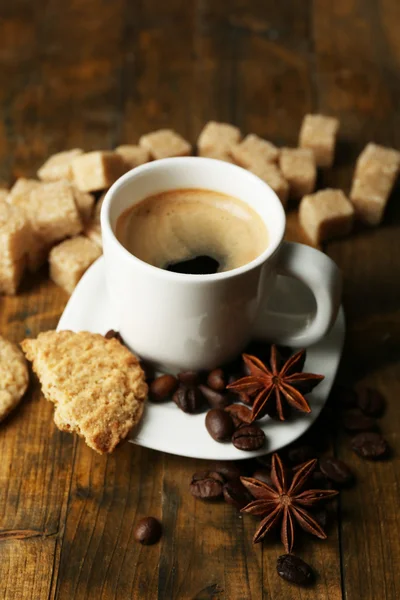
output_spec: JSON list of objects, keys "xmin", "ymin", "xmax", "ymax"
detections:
[
  {"xmin": 8, "ymin": 178, "xmax": 41, "ymax": 207},
  {"xmin": 249, "ymin": 162, "xmax": 289, "ymax": 207},
  {"xmin": 115, "ymin": 145, "xmax": 150, "ymax": 169},
  {"xmin": 0, "ymin": 200, "xmax": 32, "ymax": 294},
  {"xmin": 72, "ymin": 151, "xmax": 126, "ymax": 192},
  {"xmin": 49, "ymin": 236, "xmax": 102, "ymax": 294},
  {"xmin": 73, "ymin": 188, "xmax": 95, "ymax": 224},
  {"xmin": 139, "ymin": 129, "xmax": 192, "ymax": 160},
  {"xmin": 299, "ymin": 189, "xmax": 354, "ymax": 245},
  {"xmin": 299, "ymin": 114, "xmax": 340, "ymax": 168},
  {"xmin": 197, "ymin": 121, "xmax": 241, "ymax": 152},
  {"xmin": 28, "ymin": 180, "xmax": 83, "ymax": 245},
  {"xmin": 279, "ymin": 148, "xmax": 316, "ymax": 200},
  {"xmin": 37, "ymin": 149, "xmax": 84, "ymax": 182},
  {"xmin": 230, "ymin": 134, "xmax": 279, "ymax": 167},
  {"xmin": 84, "ymin": 194, "xmax": 104, "ymax": 248},
  {"xmin": 198, "ymin": 146, "xmax": 235, "ymax": 163},
  {"xmin": 0, "ymin": 189, "xmax": 9, "ymax": 202},
  {"xmin": 350, "ymin": 143, "xmax": 400, "ymax": 225}
]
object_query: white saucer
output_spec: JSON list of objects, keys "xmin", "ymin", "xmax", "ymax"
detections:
[{"xmin": 58, "ymin": 257, "xmax": 345, "ymax": 460}]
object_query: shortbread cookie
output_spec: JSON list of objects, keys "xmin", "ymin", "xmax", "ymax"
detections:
[
  {"xmin": 37, "ymin": 149, "xmax": 84, "ymax": 181},
  {"xmin": 72, "ymin": 151, "xmax": 126, "ymax": 192},
  {"xmin": 139, "ymin": 129, "xmax": 192, "ymax": 160},
  {"xmin": 21, "ymin": 331, "xmax": 148, "ymax": 454},
  {"xmin": 0, "ymin": 336, "xmax": 29, "ymax": 422},
  {"xmin": 299, "ymin": 114, "xmax": 340, "ymax": 168},
  {"xmin": 230, "ymin": 134, "xmax": 279, "ymax": 167},
  {"xmin": 50, "ymin": 236, "xmax": 102, "ymax": 294}
]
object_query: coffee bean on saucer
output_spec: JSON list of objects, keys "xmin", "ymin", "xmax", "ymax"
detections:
[
  {"xmin": 190, "ymin": 471, "xmax": 224, "ymax": 499},
  {"xmin": 173, "ymin": 385, "xmax": 203, "ymax": 413},
  {"xmin": 104, "ymin": 329, "xmax": 124, "ymax": 344},
  {"xmin": 207, "ymin": 368, "xmax": 226, "ymax": 391},
  {"xmin": 198, "ymin": 384, "xmax": 231, "ymax": 409},
  {"xmin": 232, "ymin": 424, "xmax": 265, "ymax": 451},
  {"xmin": 252, "ymin": 468, "xmax": 273, "ymax": 486},
  {"xmin": 134, "ymin": 517, "xmax": 162, "ymax": 545},
  {"xmin": 351, "ymin": 432, "xmax": 390, "ymax": 460},
  {"xmin": 223, "ymin": 479, "xmax": 252, "ymax": 509},
  {"xmin": 357, "ymin": 387, "xmax": 385, "ymax": 417},
  {"xmin": 287, "ymin": 444, "xmax": 316, "ymax": 465},
  {"xmin": 225, "ymin": 404, "xmax": 253, "ymax": 427},
  {"xmin": 277, "ymin": 554, "xmax": 314, "ymax": 586},
  {"xmin": 343, "ymin": 409, "xmax": 377, "ymax": 433},
  {"xmin": 205, "ymin": 409, "xmax": 234, "ymax": 442},
  {"xmin": 212, "ymin": 461, "xmax": 242, "ymax": 482},
  {"xmin": 149, "ymin": 374, "xmax": 178, "ymax": 402},
  {"xmin": 319, "ymin": 456, "xmax": 354, "ymax": 487},
  {"xmin": 178, "ymin": 370, "xmax": 200, "ymax": 386}
]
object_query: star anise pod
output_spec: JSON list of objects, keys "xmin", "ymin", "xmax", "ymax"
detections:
[
  {"xmin": 240, "ymin": 453, "xmax": 338, "ymax": 553},
  {"xmin": 226, "ymin": 345, "xmax": 324, "ymax": 421}
]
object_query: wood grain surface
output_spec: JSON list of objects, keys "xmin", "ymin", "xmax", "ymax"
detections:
[{"xmin": 0, "ymin": 1, "xmax": 399, "ymax": 598}]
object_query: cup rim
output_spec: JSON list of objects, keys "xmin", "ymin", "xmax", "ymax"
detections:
[{"xmin": 101, "ymin": 156, "xmax": 286, "ymax": 282}]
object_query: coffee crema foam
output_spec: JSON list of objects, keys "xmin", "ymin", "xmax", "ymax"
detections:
[{"xmin": 115, "ymin": 188, "xmax": 269, "ymax": 273}]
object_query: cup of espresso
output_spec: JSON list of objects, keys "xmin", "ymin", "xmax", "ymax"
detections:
[{"xmin": 101, "ymin": 157, "xmax": 341, "ymax": 372}]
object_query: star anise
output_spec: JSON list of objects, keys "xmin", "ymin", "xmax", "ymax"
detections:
[
  {"xmin": 226, "ymin": 345, "xmax": 324, "ymax": 421},
  {"xmin": 240, "ymin": 453, "xmax": 338, "ymax": 553}
]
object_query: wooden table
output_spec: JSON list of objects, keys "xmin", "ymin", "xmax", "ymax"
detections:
[{"xmin": 0, "ymin": 1, "xmax": 399, "ymax": 598}]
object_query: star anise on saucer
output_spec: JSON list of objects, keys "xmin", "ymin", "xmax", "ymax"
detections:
[
  {"xmin": 240, "ymin": 453, "xmax": 338, "ymax": 553},
  {"xmin": 226, "ymin": 345, "xmax": 324, "ymax": 421}
]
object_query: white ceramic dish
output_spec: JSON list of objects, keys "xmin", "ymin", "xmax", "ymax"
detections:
[{"xmin": 58, "ymin": 256, "xmax": 345, "ymax": 460}]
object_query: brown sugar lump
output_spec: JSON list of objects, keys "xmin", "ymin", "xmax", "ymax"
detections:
[
  {"xmin": 28, "ymin": 180, "xmax": 83, "ymax": 245},
  {"xmin": 72, "ymin": 151, "xmax": 126, "ymax": 192},
  {"xmin": 21, "ymin": 330, "xmax": 148, "ymax": 454},
  {"xmin": 49, "ymin": 236, "xmax": 102, "ymax": 294},
  {"xmin": 299, "ymin": 189, "xmax": 354, "ymax": 245},
  {"xmin": 115, "ymin": 145, "xmax": 150, "ymax": 169},
  {"xmin": 249, "ymin": 161, "xmax": 289, "ymax": 207},
  {"xmin": 0, "ymin": 336, "xmax": 29, "ymax": 422},
  {"xmin": 230, "ymin": 134, "xmax": 279, "ymax": 167},
  {"xmin": 197, "ymin": 121, "xmax": 241, "ymax": 153},
  {"xmin": 350, "ymin": 143, "xmax": 400, "ymax": 225},
  {"xmin": 8, "ymin": 178, "xmax": 41, "ymax": 207},
  {"xmin": 0, "ymin": 189, "xmax": 9, "ymax": 202},
  {"xmin": 0, "ymin": 200, "xmax": 32, "ymax": 294},
  {"xmin": 37, "ymin": 149, "xmax": 84, "ymax": 182},
  {"xmin": 139, "ymin": 129, "xmax": 192, "ymax": 160},
  {"xmin": 73, "ymin": 188, "xmax": 95, "ymax": 224},
  {"xmin": 279, "ymin": 148, "xmax": 316, "ymax": 200},
  {"xmin": 84, "ymin": 194, "xmax": 104, "ymax": 248},
  {"xmin": 198, "ymin": 146, "xmax": 235, "ymax": 163},
  {"xmin": 299, "ymin": 114, "xmax": 340, "ymax": 168}
]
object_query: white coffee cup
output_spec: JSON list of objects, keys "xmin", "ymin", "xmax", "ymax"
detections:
[{"xmin": 101, "ymin": 157, "xmax": 341, "ymax": 372}]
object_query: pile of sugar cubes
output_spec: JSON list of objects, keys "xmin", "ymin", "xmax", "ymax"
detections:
[{"xmin": 0, "ymin": 117, "xmax": 399, "ymax": 297}]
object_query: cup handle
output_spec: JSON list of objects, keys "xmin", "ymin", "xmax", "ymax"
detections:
[{"xmin": 254, "ymin": 241, "xmax": 342, "ymax": 347}]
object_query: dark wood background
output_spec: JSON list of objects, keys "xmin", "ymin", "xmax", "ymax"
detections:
[{"xmin": 0, "ymin": 0, "xmax": 399, "ymax": 598}]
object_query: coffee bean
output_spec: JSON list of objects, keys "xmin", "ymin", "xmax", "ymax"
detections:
[
  {"xmin": 287, "ymin": 444, "xmax": 316, "ymax": 465},
  {"xmin": 212, "ymin": 461, "xmax": 242, "ymax": 482},
  {"xmin": 343, "ymin": 409, "xmax": 377, "ymax": 433},
  {"xmin": 198, "ymin": 385, "xmax": 231, "ymax": 409},
  {"xmin": 149, "ymin": 374, "xmax": 178, "ymax": 402},
  {"xmin": 134, "ymin": 517, "xmax": 162, "ymax": 545},
  {"xmin": 252, "ymin": 469, "xmax": 273, "ymax": 486},
  {"xmin": 277, "ymin": 554, "xmax": 314, "ymax": 586},
  {"xmin": 178, "ymin": 370, "xmax": 200, "ymax": 386},
  {"xmin": 104, "ymin": 329, "xmax": 124, "ymax": 344},
  {"xmin": 173, "ymin": 386, "xmax": 204, "ymax": 413},
  {"xmin": 357, "ymin": 387, "xmax": 385, "ymax": 417},
  {"xmin": 330, "ymin": 384, "xmax": 357, "ymax": 409},
  {"xmin": 223, "ymin": 479, "xmax": 252, "ymax": 509},
  {"xmin": 351, "ymin": 432, "xmax": 389, "ymax": 460},
  {"xmin": 319, "ymin": 456, "xmax": 353, "ymax": 486},
  {"xmin": 205, "ymin": 409, "xmax": 234, "ymax": 442},
  {"xmin": 207, "ymin": 368, "xmax": 226, "ymax": 391},
  {"xmin": 225, "ymin": 404, "xmax": 253, "ymax": 427},
  {"xmin": 232, "ymin": 424, "xmax": 265, "ymax": 451},
  {"xmin": 190, "ymin": 471, "xmax": 224, "ymax": 499}
]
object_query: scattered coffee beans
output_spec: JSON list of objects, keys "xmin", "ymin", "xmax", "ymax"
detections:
[
  {"xmin": 134, "ymin": 517, "xmax": 162, "ymax": 545},
  {"xmin": 212, "ymin": 461, "xmax": 242, "ymax": 482},
  {"xmin": 252, "ymin": 469, "xmax": 273, "ymax": 486},
  {"xmin": 277, "ymin": 554, "xmax": 314, "ymax": 586},
  {"xmin": 351, "ymin": 432, "xmax": 389, "ymax": 460},
  {"xmin": 357, "ymin": 388, "xmax": 385, "ymax": 417},
  {"xmin": 232, "ymin": 424, "xmax": 265, "ymax": 451},
  {"xmin": 343, "ymin": 409, "xmax": 377, "ymax": 433},
  {"xmin": 223, "ymin": 479, "xmax": 252, "ymax": 509},
  {"xmin": 199, "ymin": 384, "xmax": 231, "ymax": 409},
  {"xmin": 205, "ymin": 409, "xmax": 234, "ymax": 442},
  {"xmin": 207, "ymin": 368, "xmax": 226, "ymax": 391},
  {"xmin": 173, "ymin": 386, "xmax": 204, "ymax": 413},
  {"xmin": 319, "ymin": 456, "xmax": 354, "ymax": 486},
  {"xmin": 178, "ymin": 370, "xmax": 200, "ymax": 386},
  {"xmin": 104, "ymin": 329, "xmax": 124, "ymax": 343},
  {"xmin": 225, "ymin": 404, "xmax": 253, "ymax": 426},
  {"xmin": 287, "ymin": 444, "xmax": 315, "ymax": 465},
  {"xmin": 149, "ymin": 374, "xmax": 178, "ymax": 402},
  {"xmin": 190, "ymin": 471, "xmax": 224, "ymax": 499}
]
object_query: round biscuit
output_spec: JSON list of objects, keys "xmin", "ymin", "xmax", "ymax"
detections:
[{"xmin": 0, "ymin": 335, "xmax": 29, "ymax": 422}]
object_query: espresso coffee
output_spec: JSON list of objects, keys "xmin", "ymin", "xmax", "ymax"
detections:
[{"xmin": 115, "ymin": 188, "xmax": 268, "ymax": 274}]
